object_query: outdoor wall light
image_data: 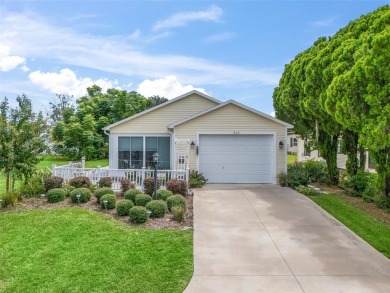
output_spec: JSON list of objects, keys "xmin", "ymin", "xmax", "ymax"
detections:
[
  {"xmin": 190, "ymin": 140, "xmax": 196, "ymax": 150},
  {"xmin": 279, "ymin": 140, "xmax": 285, "ymax": 150}
]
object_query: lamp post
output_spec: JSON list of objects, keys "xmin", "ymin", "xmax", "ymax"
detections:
[{"xmin": 152, "ymin": 153, "xmax": 159, "ymax": 200}]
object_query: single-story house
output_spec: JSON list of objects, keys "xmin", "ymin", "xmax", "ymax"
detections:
[
  {"xmin": 103, "ymin": 90, "xmax": 293, "ymax": 184},
  {"xmin": 287, "ymin": 131, "xmax": 298, "ymax": 154}
]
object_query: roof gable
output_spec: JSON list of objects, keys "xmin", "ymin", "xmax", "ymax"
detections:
[
  {"xmin": 103, "ymin": 90, "xmax": 221, "ymax": 130},
  {"xmin": 168, "ymin": 100, "xmax": 293, "ymax": 128}
]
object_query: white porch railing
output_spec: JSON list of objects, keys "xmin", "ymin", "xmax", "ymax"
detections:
[{"xmin": 51, "ymin": 165, "xmax": 189, "ymax": 191}]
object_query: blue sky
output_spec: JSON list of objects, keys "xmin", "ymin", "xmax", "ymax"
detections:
[{"xmin": 0, "ymin": 0, "xmax": 388, "ymax": 115}]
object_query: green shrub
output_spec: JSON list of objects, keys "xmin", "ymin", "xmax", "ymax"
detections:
[
  {"xmin": 100, "ymin": 194, "xmax": 116, "ymax": 209},
  {"xmin": 95, "ymin": 187, "xmax": 115, "ymax": 203},
  {"xmin": 120, "ymin": 178, "xmax": 135, "ymax": 194},
  {"xmin": 18, "ymin": 170, "xmax": 49, "ymax": 198},
  {"xmin": 143, "ymin": 177, "xmax": 161, "ymax": 196},
  {"xmin": 172, "ymin": 206, "xmax": 185, "ymax": 222},
  {"xmin": 166, "ymin": 194, "xmax": 186, "ymax": 212},
  {"xmin": 349, "ymin": 171, "xmax": 374, "ymax": 194},
  {"xmin": 375, "ymin": 195, "xmax": 390, "ymax": 209},
  {"xmin": 277, "ymin": 172, "xmax": 288, "ymax": 186},
  {"xmin": 62, "ymin": 183, "xmax": 75, "ymax": 197},
  {"xmin": 287, "ymin": 163, "xmax": 309, "ymax": 188},
  {"xmin": 44, "ymin": 176, "xmax": 64, "ymax": 192},
  {"xmin": 166, "ymin": 179, "xmax": 187, "ymax": 196},
  {"xmin": 295, "ymin": 185, "xmax": 321, "ymax": 197},
  {"xmin": 135, "ymin": 194, "xmax": 152, "ymax": 207},
  {"xmin": 129, "ymin": 206, "xmax": 148, "ymax": 223},
  {"xmin": 0, "ymin": 191, "xmax": 20, "ymax": 208},
  {"xmin": 69, "ymin": 176, "xmax": 92, "ymax": 189},
  {"xmin": 302, "ymin": 159, "xmax": 329, "ymax": 183},
  {"xmin": 70, "ymin": 188, "xmax": 91, "ymax": 203},
  {"xmin": 145, "ymin": 200, "xmax": 167, "ymax": 218},
  {"xmin": 116, "ymin": 200, "xmax": 134, "ymax": 216},
  {"xmin": 47, "ymin": 188, "xmax": 66, "ymax": 203},
  {"xmin": 157, "ymin": 189, "xmax": 173, "ymax": 201},
  {"xmin": 124, "ymin": 188, "xmax": 143, "ymax": 203},
  {"xmin": 189, "ymin": 170, "xmax": 207, "ymax": 188},
  {"xmin": 98, "ymin": 177, "xmax": 112, "ymax": 188}
]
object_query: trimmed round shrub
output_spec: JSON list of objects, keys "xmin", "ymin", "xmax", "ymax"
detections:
[
  {"xmin": 287, "ymin": 163, "xmax": 309, "ymax": 188},
  {"xmin": 44, "ymin": 176, "xmax": 64, "ymax": 192},
  {"xmin": 120, "ymin": 178, "xmax": 135, "ymax": 194},
  {"xmin": 167, "ymin": 194, "xmax": 186, "ymax": 212},
  {"xmin": 95, "ymin": 187, "xmax": 115, "ymax": 203},
  {"xmin": 145, "ymin": 200, "xmax": 167, "ymax": 218},
  {"xmin": 135, "ymin": 193, "xmax": 152, "ymax": 207},
  {"xmin": 69, "ymin": 176, "xmax": 92, "ymax": 189},
  {"xmin": 98, "ymin": 177, "xmax": 112, "ymax": 188},
  {"xmin": 125, "ymin": 188, "xmax": 143, "ymax": 203},
  {"xmin": 172, "ymin": 205, "xmax": 185, "ymax": 222},
  {"xmin": 47, "ymin": 188, "xmax": 66, "ymax": 203},
  {"xmin": 143, "ymin": 177, "xmax": 161, "ymax": 195},
  {"xmin": 70, "ymin": 188, "xmax": 91, "ymax": 203},
  {"xmin": 166, "ymin": 179, "xmax": 187, "ymax": 196},
  {"xmin": 100, "ymin": 194, "xmax": 116, "ymax": 209},
  {"xmin": 129, "ymin": 206, "xmax": 148, "ymax": 223},
  {"xmin": 116, "ymin": 200, "xmax": 134, "ymax": 216},
  {"xmin": 157, "ymin": 189, "xmax": 173, "ymax": 201}
]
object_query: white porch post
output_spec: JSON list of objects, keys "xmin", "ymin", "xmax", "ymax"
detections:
[{"xmin": 52, "ymin": 164, "xmax": 56, "ymax": 176}]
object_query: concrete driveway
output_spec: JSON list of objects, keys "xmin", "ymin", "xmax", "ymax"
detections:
[{"xmin": 184, "ymin": 184, "xmax": 390, "ymax": 293}]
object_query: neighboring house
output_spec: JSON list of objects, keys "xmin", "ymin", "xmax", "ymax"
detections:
[
  {"xmin": 287, "ymin": 132, "xmax": 298, "ymax": 154},
  {"xmin": 103, "ymin": 90, "xmax": 293, "ymax": 184},
  {"xmin": 296, "ymin": 135, "xmax": 375, "ymax": 172}
]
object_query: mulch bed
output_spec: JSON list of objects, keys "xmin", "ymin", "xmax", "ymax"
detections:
[
  {"xmin": 4, "ymin": 193, "xmax": 193, "ymax": 230},
  {"xmin": 313, "ymin": 183, "xmax": 390, "ymax": 226}
]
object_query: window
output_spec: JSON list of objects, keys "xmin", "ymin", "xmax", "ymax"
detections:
[
  {"xmin": 290, "ymin": 137, "xmax": 297, "ymax": 147},
  {"xmin": 118, "ymin": 136, "xmax": 170, "ymax": 169}
]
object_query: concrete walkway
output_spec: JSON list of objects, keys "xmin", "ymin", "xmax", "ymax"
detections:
[{"xmin": 184, "ymin": 184, "xmax": 390, "ymax": 293}]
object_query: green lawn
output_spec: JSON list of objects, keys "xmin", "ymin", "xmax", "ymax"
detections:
[
  {"xmin": 0, "ymin": 208, "xmax": 193, "ymax": 293},
  {"xmin": 288, "ymin": 154, "xmax": 297, "ymax": 164},
  {"xmin": 308, "ymin": 194, "xmax": 390, "ymax": 258}
]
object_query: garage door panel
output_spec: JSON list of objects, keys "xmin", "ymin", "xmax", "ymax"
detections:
[{"xmin": 199, "ymin": 134, "xmax": 274, "ymax": 184}]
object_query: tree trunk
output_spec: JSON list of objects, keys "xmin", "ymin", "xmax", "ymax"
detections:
[
  {"xmin": 344, "ymin": 130, "xmax": 359, "ymax": 176},
  {"xmin": 5, "ymin": 174, "xmax": 9, "ymax": 193},
  {"xmin": 358, "ymin": 145, "xmax": 366, "ymax": 171},
  {"xmin": 318, "ymin": 131, "xmax": 339, "ymax": 185},
  {"xmin": 371, "ymin": 147, "xmax": 390, "ymax": 198}
]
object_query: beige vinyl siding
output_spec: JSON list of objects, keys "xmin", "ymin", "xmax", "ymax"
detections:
[
  {"xmin": 174, "ymin": 103, "xmax": 287, "ymax": 175},
  {"xmin": 109, "ymin": 93, "xmax": 218, "ymax": 134}
]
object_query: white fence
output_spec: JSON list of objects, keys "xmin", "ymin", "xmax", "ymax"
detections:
[{"xmin": 52, "ymin": 165, "xmax": 189, "ymax": 191}]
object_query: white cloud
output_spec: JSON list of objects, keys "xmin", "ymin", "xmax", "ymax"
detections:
[
  {"xmin": 0, "ymin": 45, "xmax": 26, "ymax": 71},
  {"xmin": 204, "ymin": 32, "xmax": 234, "ymax": 43},
  {"xmin": 21, "ymin": 65, "xmax": 30, "ymax": 72},
  {"xmin": 153, "ymin": 5, "xmax": 222, "ymax": 31},
  {"xmin": 269, "ymin": 111, "xmax": 276, "ymax": 117},
  {"xmin": 137, "ymin": 75, "xmax": 207, "ymax": 99},
  {"xmin": 28, "ymin": 68, "xmax": 120, "ymax": 97},
  {"xmin": 311, "ymin": 17, "xmax": 335, "ymax": 27}
]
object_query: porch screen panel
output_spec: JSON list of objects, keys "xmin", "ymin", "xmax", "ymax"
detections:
[
  {"xmin": 130, "ymin": 137, "xmax": 143, "ymax": 168},
  {"xmin": 146, "ymin": 137, "xmax": 158, "ymax": 169},
  {"xmin": 158, "ymin": 137, "xmax": 170, "ymax": 169},
  {"xmin": 118, "ymin": 137, "xmax": 130, "ymax": 168}
]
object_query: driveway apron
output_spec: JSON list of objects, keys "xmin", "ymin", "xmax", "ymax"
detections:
[{"xmin": 184, "ymin": 184, "xmax": 390, "ymax": 293}]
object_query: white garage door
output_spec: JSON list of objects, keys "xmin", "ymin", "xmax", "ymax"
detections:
[{"xmin": 199, "ymin": 134, "xmax": 274, "ymax": 183}]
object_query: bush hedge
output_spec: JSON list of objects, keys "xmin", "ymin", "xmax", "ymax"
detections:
[
  {"xmin": 129, "ymin": 206, "xmax": 148, "ymax": 223},
  {"xmin": 124, "ymin": 188, "xmax": 143, "ymax": 203},
  {"xmin": 116, "ymin": 200, "xmax": 134, "ymax": 216},
  {"xmin": 172, "ymin": 206, "xmax": 185, "ymax": 222},
  {"xmin": 44, "ymin": 176, "xmax": 64, "ymax": 192},
  {"xmin": 100, "ymin": 194, "xmax": 116, "ymax": 209},
  {"xmin": 47, "ymin": 188, "xmax": 66, "ymax": 203},
  {"xmin": 189, "ymin": 170, "xmax": 207, "ymax": 188},
  {"xmin": 166, "ymin": 194, "xmax": 186, "ymax": 212},
  {"xmin": 287, "ymin": 163, "xmax": 309, "ymax": 188},
  {"xmin": 98, "ymin": 177, "xmax": 112, "ymax": 188},
  {"xmin": 157, "ymin": 189, "xmax": 173, "ymax": 201},
  {"xmin": 135, "ymin": 194, "xmax": 152, "ymax": 207},
  {"xmin": 70, "ymin": 188, "xmax": 91, "ymax": 203},
  {"xmin": 302, "ymin": 160, "xmax": 329, "ymax": 184},
  {"xmin": 145, "ymin": 200, "xmax": 167, "ymax": 218},
  {"xmin": 69, "ymin": 176, "xmax": 92, "ymax": 189},
  {"xmin": 166, "ymin": 179, "xmax": 187, "ymax": 196},
  {"xmin": 95, "ymin": 188, "xmax": 115, "ymax": 203},
  {"xmin": 120, "ymin": 178, "xmax": 135, "ymax": 194},
  {"xmin": 143, "ymin": 177, "xmax": 161, "ymax": 196}
]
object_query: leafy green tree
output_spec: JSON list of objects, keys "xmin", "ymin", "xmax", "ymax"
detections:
[{"xmin": 0, "ymin": 95, "xmax": 48, "ymax": 192}]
